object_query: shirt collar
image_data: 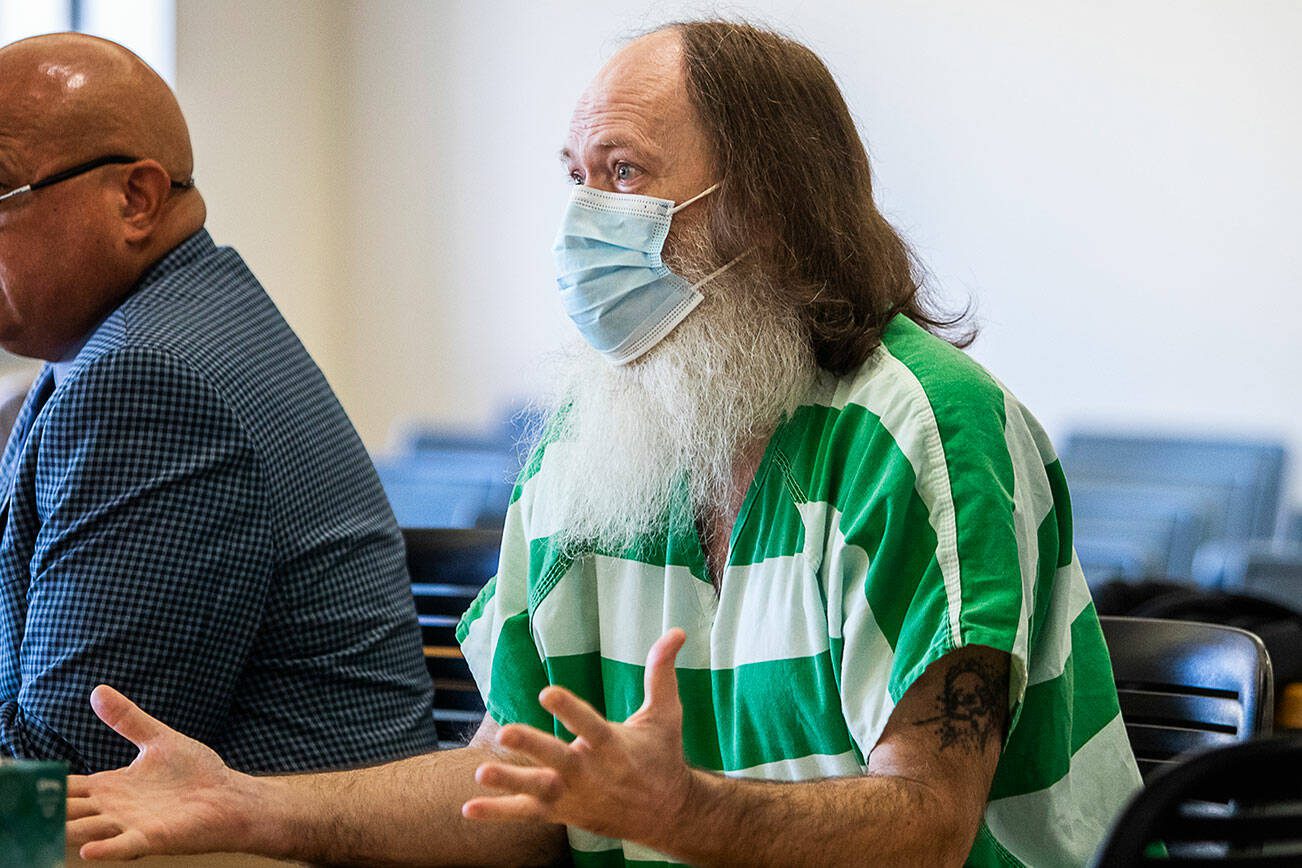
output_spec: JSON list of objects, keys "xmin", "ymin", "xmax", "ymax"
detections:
[{"xmin": 50, "ymin": 340, "xmax": 89, "ymax": 387}]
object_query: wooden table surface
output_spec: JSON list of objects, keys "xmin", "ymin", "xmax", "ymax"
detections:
[{"xmin": 66, "ymin": 845, "xmax": 306, "ymax": 866}]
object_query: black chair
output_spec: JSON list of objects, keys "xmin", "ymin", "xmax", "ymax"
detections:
[
  {"xmin": 1091, "ymin": 735, "xmax": 1302, "ymax": 866},
  {"xmin": 1100, "ymin": 616, "xmax": 1274, "ymax": 780},
  {"xmin": 403, "ymin": 527, "xmax": 501, "ymax": 748}
]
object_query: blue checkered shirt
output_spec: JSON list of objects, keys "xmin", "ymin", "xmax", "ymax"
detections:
[{"xmin": 0, "ymin": 230, "xmax": 437, "ymax": 773}]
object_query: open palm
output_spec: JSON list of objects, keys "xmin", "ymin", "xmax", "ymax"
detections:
[
  {"xmin": 67, "ymin": 685, "xmax": 252, "ymax": 861},
  {"xmin": 464, "ymin": 628, "xmax": 695, "ymax": 846}
]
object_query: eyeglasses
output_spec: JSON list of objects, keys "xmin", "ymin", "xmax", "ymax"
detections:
[{"xmin": 0, "ymin": 154, "xmax": 195, "ymax": 206}]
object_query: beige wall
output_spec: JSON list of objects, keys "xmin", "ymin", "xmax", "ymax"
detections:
[
  {"xmin": 176, "ymin": 1, "xmax": 1302, "ymax": 507},
  {"xmin": 336, "ymin": 2, "xmax": 505, "ymax": 447},
  {"xmin": 336, "ymin": 1, "xmax": 587, "ymax": 447},
  {"xmin": 175, "ymin": 0, "xmax": 348, "ymax": 394}
]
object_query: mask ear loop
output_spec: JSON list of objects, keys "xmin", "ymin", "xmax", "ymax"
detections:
[
  {"xmin": 667, "ymin": 180, "xmax": 747, "ymax": 291},
  {"xmin": 689, "ymin": 248, "xmax": 750, "ymax": 291},
  {"xmin": 669, "ymin": 182, "xmax": 721, "ymax": 215}
]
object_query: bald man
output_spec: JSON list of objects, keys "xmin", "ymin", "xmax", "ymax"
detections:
[{"xmin": 0, "ymin": 34, "xmax": 438, "ymax": 774}]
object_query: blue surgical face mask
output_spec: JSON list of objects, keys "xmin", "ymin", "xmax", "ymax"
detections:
[{"xmin": 553, "ymin": 182, "xmax": 739, "ymax": 365}]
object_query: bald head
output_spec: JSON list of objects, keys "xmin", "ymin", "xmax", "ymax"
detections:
[
  {"xmin": 0, "ymin": 33, "xmax": 193, "ymax": 180},
  {"xmin": 579, "ymin": 27, "xmax": 685, "ymax": 121},
  {"xmin": 0, "ymin": 33, "xmax": 205, "ymax": 360}
]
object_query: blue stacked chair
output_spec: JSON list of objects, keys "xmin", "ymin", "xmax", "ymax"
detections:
[
  {"xmin": 1068, "ymin": 483, "xmax": 1212, "ymax": 582},
  {"xmin": 1060, "ymin": 433, "xmax": 1287, "ymax": 585},
  {"xmin": 1193, "ymin": 540, "xmax": 1302, "ymax": 603},
  {"xmin": 374, "ymin": 448, "xmax": 516, "ymax": 529},
  {"xmin": 374, "ymin": 405, "xmax": 543, "ymax": 530}
]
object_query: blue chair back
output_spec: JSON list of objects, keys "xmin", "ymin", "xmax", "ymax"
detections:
[
  {"xmin": 375, "ymin": 451, "xmax": 515, "ymax": 529},
  {"xmin": 1062, "ymin": 434, "xmax": 1287, "ymax": 541},
  {"xmin": 1192, "ymin": 539, "xmax": 1302, "ymax": 605},
  {"xmin": 1070, "ymin": 482, "xmax": 1212, "ymax": 582},
  {"xmin": 379, "ymin": 407, "xmax": 551, "ymax": 531},
  {"xmin": 1062, "ymin": 433, "xmax": 1287, "ymax": 583}
]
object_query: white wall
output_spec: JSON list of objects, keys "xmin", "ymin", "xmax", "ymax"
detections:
[
  {"xmin": 175, "ymin": 2, "xmax": 1302, "ymax": 501},
  {"xmin": 337, "ymin": 1, "xmax": 582, "ymax": 444}
]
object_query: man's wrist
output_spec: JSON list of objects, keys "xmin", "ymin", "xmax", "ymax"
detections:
[
  {"xmin": 650, "ymin": 767, "xmax": 733, "ymax": 858},
  {"xmin": 230, "ymin": 773, "xmax": 296, "ymax": 858}
]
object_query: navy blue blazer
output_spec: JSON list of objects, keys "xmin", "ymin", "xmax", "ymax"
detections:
[{"xmin": 0, "ymin": 230, "xmax": 437, "ymax": 773}]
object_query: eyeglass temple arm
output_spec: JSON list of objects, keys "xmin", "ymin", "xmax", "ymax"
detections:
[
  {"xmin": 28, "ymin": 155, "xmax": 138, "ymax": 191},
  {"xmin": 27, "ymin": 155, "xmax": 194, "ymax": 192},
  {"xmin": 0, "ymin": 185, "xmax": 33, "ymax": 205}
]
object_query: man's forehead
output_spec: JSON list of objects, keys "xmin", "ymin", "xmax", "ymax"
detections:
[
  {"xmin": 0, "ymin": 53, "xmax": 69, "ymax": 140},
  {"xmin": 564, "ymin": 31, "xmax": 692, "ymax": 156},
  {"xmin": 0, "ymin": 35, "xmax": 143, "ymax": 140},
  {"xmin": 0, "ymin": 43, "xmax": 76, "ymax": 96},
  {"xmin": 0, "ymin": 86, "xmax": 40, "ymax": 162},
  {"xmin": 0, "ymin": 100, "xmax": 70, "ymax": 171}
]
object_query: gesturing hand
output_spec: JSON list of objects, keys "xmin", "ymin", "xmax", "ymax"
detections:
[
  {"xmin": 463, "ymin": 628, "xmax": 698, "ymax": 848},
  {"xmin": 67, "ymin": 685, "xmax": 252, "ymax": 861}
]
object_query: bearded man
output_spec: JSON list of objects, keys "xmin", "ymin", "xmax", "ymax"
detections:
[{"xmin": 69, "ymin": 21, "xmax": 1141, "ymax": 867}]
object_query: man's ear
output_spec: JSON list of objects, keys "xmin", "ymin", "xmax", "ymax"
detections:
[{"xmin": 118, "ymin": 159, "xmax": 172, "ymax": 243}]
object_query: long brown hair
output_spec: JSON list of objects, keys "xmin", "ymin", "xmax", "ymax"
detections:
[{"xmin": 665, "ymin": 20, "xmax": 972, "ymax": 374}]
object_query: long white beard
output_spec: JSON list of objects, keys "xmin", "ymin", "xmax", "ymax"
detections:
[{"xmin": 533, "ymin": 258, "xmax": 818, "ymax": 554}]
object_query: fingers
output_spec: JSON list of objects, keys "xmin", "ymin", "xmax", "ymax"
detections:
[
  {"xmin": 89, "ymin": 685, "xmax": 164, "ymax": 750},
  {"xmin": 66, "ymin": 815, "xmax": 121, "ymax": 848},
  {"xmin": 475, "ymin": 761, "xmax": 562, "ymax": 801},
  {"xmin": 66, "ymin": 774, "xmax": 90, "ymax": 798},
  {"xmin": 67, "ymin": 796, "xmax": 99, "ymax": 821},
  {"xmin": 496, "ymin": 723, "xmax": 571, "ymax": 768},
  {"xmin": 462, "ymin": 793, "xmax": 548, "ymax": 823},
  {"xmin": 80, "ymin": 829, "xmax": 148, "ymax": 862},
  {"xmin": 539, "ymin": 686, "xmax": 611, "ymax": 748},
  {"xmin": 639, "ymin": 628, "xmax": 686, "ymax": 718}
]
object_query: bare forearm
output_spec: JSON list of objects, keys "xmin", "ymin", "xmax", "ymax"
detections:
[
  {"xmin": 239, "ymin": 746, "xmax": 564, "ymax": 866},
  {"xmin": 651, "ymin": 771, "xmax": 973, "ymax": 868}
]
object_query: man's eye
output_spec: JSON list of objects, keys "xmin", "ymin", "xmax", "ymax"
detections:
[
  {"xmin": 615, "ymin": 163, "xmax": 639, "ymax": 182},
  {"xmin": 568, "ymin": 171, "xmax": 584, "ymax": 185}
]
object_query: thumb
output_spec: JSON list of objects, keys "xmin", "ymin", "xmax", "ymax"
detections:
[
  {"xmin": 639, "ymin": 628, "xmax": 687, "ymax": 720},
  {"xmin": 90, "ymin": 685, "xmax": 166, "ymax": 751}
]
